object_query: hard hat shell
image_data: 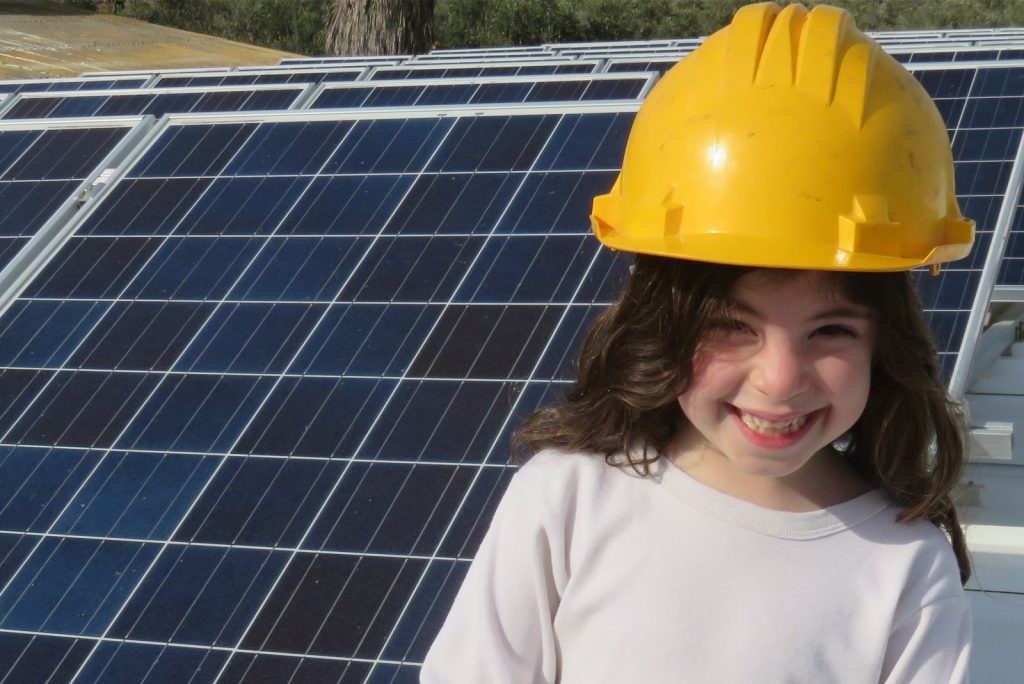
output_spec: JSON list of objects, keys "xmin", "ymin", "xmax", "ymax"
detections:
[{"xmin": 591, "ymin": 2, "xmax": 974, "ymax": 272}]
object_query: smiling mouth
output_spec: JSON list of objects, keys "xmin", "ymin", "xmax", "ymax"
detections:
[{"xmin": 735, "ymin": 408, "xmax": 814, "ymax": 435}]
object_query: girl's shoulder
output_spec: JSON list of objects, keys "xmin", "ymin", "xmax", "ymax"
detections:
[{"xmin": 508, "ymin": 448, "xmax": 648, "ymax": 514}]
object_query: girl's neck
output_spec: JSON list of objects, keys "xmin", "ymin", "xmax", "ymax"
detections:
[{"xmin": 666, "ymin": 431, "xmax": 874, "ymax": 513}]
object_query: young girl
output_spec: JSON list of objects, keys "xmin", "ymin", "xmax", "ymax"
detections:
[{"xmin": 422, "ymin": 3, "xmax": 974, "ymax": 682}]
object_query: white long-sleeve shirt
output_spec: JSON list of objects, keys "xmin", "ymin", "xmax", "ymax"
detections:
[{"xmin": 422, "ymin": 449, "xmax": 971, "ymax": 683}]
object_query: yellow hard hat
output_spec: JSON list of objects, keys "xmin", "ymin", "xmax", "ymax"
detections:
[{"xmin": 591, "ymin": 2, "xmax": 974, "ymax": 273}]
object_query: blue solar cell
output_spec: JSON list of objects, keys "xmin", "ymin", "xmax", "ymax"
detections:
[
  {"xmin": 311, "ymin": 86, "xmax": 372, "ymax": 108},
  {"xmin": 80, "ymin": 177, "xmax": 214, "ymax": 235},
  {"xmin": 67, "ymin": 302, "xmax": 212, "ymax": 371},
  {"xmin": 175, "ymin": 458, "xmax": 344, "ymax": 546},
  {"xmin": 339, "ymin": 236, "xmax": 483, "ymax": 301},
  {"xmin": 359, "ymin": 380, "xmax": 521, "ymax": 462},
  {"xmin": 110, "ymin": 546, "xmax": 286, "ymax": 645},
  {"xmin": 121, "ymin": 236, "xmax": 264, "ymax": 299},
  {"xmin": 0, "ymin": 537, "xmax": 158, "ymax": 635},
  {"xmin": 972, "ymin": 66, "xmax": 1024, "ymax": 96},
  {"xmin": 0, "ymin": 180, "xmax": 80, "ymax": 236},
  {"xmin": 535, "ymin": 112, "xmax": 634, "ymax": 169},
  {"xmin": 426, "ymin": 115, "xmax": 556, "ymax": 171},
  {"xmin": 239, "ymin": 554, "xmax": 425, "ymax": 658},
  {"xmin": 0, "ymin": 130, "xmax": 38, "ymax": 172},
  {"xmin": 174, "ymin": 176, "xmax": 312, "ymax": 235},
  {"xmin": 233, "ymin": 377, "xmax": 394, "ymax": 458},
  {"xmin": 322, "ymin": 118, "xmax": 451, "ymax": 174},
  {"xmin": 455, "ymin": 235, "xmax": 598, "ymax": 302},
  {"xmin": 74, "ymin": 642, "xmax": 227, "ymax": 683},
  {"xmin": 385, "ymin": 172, "xmax": 524, "ymax": 234},
  {"xmin": 224, "ymin": 121, "xmax": 353, "ymax": 176},
  {"xmin": 408, "ymin": 305, "xmax": 562, "ymax": 379},
  {"xmin": 0, "ymin": 632, "xmax": 92, "ymax": 683},
  {"xmin": 306, "ymin": 462, "xmax": 475, "ymax": 555},
  {"xmin": 0, "ymin": 447, "xmax": 102, "ymax": 532},
  {"xmin": 0, "ymin": 299, "xmax": 109, "ymax": 368},
  {"xmin": 52, "ymin": 451, "xmax": 218, "ymax": 538},
  {"xmin": 26, "ymin": 236, "xmax": 162, "ymax": 298},
  {"xmin": 952, "ymin": 127, "xmax": 1019, "ymax": 161},
  {"xmin": 959, "ymin": 95, "xmax": 1024, "ymax": 128},
  {"xmin": 0, "ymin": 369, "xmax": 55, "ymax": 436},
  {"xmin": 954, "ymin": 159, "xmax": 1014, "ymax": 194},
  {"xmin": 292, "ymin": 304, "xmax": 440, "ymax": 376},
  {"xmin": 134, "ymin": 123, "xmax": 257, "ymax": 178},
  {"xmin": 227, "ymin": 237, "xmax": 368, "ymax": 300},
  {"xmin": 6, "ymin": 371, "xmax": 161, "ymax": 448},
  {"xmin": 277, "ymin": 175, "xmax": 412, "ymax": 235},
  {"xmin": 114, "ymin": 374, "xmax": 276, "ymax": 453},
  {"xmin": 174, "ymin": 303, "xmax": 326, "ymax": 374},
  {"xmin": 470, "ymin": 81, "xmax": 532, "ymax": 103},
  {"xmin": 4, "ymin": 128, "xmax": 122, "ymax": 180},
  {"xmin": 916, "ymin": 68, "xmax": 974, "ymax": 98}
]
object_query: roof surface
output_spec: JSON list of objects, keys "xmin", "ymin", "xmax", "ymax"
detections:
[{"xmin": 0, "ymin": 0, "xmax": 296, "ymax": 79}]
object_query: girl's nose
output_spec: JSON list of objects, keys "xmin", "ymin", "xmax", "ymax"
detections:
[{"xmin": 749, "ymin": 336, "xmax": 810, "ymax": 402}]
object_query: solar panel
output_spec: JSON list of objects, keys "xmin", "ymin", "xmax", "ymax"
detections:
[
  {"xmin": 605, "ymin": 57, "xmax": 687, "ymax": 75},
  {"xmin": 0, "ymin": 76, "xmax": 151, "ymax": 95},
  {"xmin": 308, "ymin": 74, "xmax": 653, "ymax": 109},
  {"xmin": 368, "ymin": 61, "xmax": 600, "ymax": 80},
  {"xmin": 0, "ymin": 86, "xmax": 310, "ymax": 120},
  {"xmin": 889, "ymin": 47, "xmax": 1024, "ymax": 63},
  {"xmin": 152, "ymin": 69, "xmax": 366, "ymax": 89}
]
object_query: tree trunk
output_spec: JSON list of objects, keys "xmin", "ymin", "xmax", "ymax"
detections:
[{"xmin": 326, "ymin": 0, "xmax": 436, "ymax": 56}]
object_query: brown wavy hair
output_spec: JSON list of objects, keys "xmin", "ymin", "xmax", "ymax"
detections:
[{"xmin": 513, "ymin": 255, "xmax": 971, "ymax": 584}]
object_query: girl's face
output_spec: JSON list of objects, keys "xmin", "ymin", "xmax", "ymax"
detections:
[{"xmin": 675, "ymin": 270, "xmax": 874, "ymax": 484}]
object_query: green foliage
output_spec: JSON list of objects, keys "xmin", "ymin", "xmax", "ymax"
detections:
[
  {"xmin": 68, "ymin": 0, "xmax": 329, "ymax": 55},
  {"xmin": 433, "ymin": 0, "xmax": 1024, "ymax": 47},
  {"xmin": 60, "ymin": 0, "xmax": 1024, "ymax": 54}
]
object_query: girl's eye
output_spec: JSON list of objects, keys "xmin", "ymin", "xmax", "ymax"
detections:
[{"xmin": 813, "ymin": 324, "xmax": 857, "ymax": 338}]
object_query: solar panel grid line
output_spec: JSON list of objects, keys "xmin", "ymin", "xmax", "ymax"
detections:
[
  {"xmin": 199, "ymin": 110, "xmax": 571, "ymax": 682},
  {"xmin": 950, "ymin": 120, "xmax": 1024, "ymax": 396},
  {"xmin": 0, "ymin": 524, "xmax": 478, "ymax": 562},
  {"xmin": 0, "ymin": 117, "xmax": 155, "ymax": 318}
]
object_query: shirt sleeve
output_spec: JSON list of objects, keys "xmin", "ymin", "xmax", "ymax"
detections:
[
  {"xmin": 882, "ymin": 594, "xmax": 972, "ymax": 684},
  {"xmin": 420, "ymin": 462, "xmax": 567, "ymax": 684}
]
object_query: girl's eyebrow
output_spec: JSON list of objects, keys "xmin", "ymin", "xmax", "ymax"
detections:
[{"xmin": 728, "ymin": 301, "xmax": 871, "ymax": 321}]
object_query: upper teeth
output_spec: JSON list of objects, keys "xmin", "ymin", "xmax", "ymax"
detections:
[{"xmin": 739, "ymin": 411, "xmax": 808, "ymax": 434}]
